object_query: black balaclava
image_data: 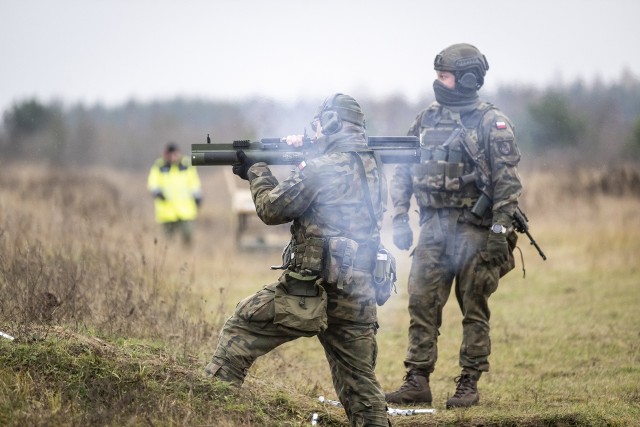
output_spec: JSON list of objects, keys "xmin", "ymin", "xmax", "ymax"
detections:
[{"xmin": 433, "ymin": 79, "xmax": 480, "ymax": 110}]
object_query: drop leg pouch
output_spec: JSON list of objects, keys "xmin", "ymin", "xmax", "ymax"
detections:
[{"xmin": 273, "ymin": 272, "xmax": 328, "ymax": 333}]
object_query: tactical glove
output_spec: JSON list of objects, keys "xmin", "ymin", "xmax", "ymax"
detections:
[
  {"xmin": 392, "ymin": 213, "xmax": 413, "ymax": 250},
  {"xmin": 486, "ymin": 231, "xmax": 509, "ymax": 267},
  {"xmin": 153, "ymin": 191, "xmax": 166, "ymax": 201},
  {"xmin": 232, "ymin": 150, "xmax": 255, "ymax": 181},
  {"xmin": 194, "ymin": 196, "xmax": 202, "ymax": 208}
]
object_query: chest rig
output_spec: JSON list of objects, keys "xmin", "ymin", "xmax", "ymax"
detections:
[{"xmin": 411, "ymin": 102, "xmax": 494, "ymax": 210}]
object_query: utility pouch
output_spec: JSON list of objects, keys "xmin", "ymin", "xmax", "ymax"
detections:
[
  {"xmin": 323, "ymin": 237, "xmax": 359, "ymax": 289},
  {"xmin": 274, "ymin": 274, "xmax": 327, "ymax": 333},
  {"xmin": 300, "ymin": 237, "xmax": 326, "ymax": 275},
  {"xmin": 420, "ymin": 146, "xmax": 434, "ymax": 162},
  {"xmin": 432, "ymin": 146, "xmax": 447, "ymax": 161},
  {"xmin": 471, "ymin": 193, "xmax": 492, "ymax": 218},
  {"xmin": 447, "ymin": 147, "xmax": 463, "ymax": 163},
  {"xmin": 373, "ymin": 246, "xmax": 397, "ymax": 306}
]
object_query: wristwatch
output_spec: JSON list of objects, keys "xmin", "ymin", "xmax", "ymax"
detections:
[{"xmin": 490, "ymin": 224, "xmax": 508, "ymax": 234}]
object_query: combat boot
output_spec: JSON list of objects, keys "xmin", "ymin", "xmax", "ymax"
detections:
[
  {"xmin": 446, "ymin": 374, "xmax": 479, "ymax": 409},
  {"xmin": 385, "ymin": 370, "xmax": 432, "ymax": 405}
]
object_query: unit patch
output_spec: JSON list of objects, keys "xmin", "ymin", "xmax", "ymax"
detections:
[{"xmin": 498, "ymin": 140, "xmax": 513, "ymax": 155}]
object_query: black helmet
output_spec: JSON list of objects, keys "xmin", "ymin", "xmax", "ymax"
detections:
[
  {"xmin": 434, "ymin": 43, "xmax": 489, "ymax": 91},
  {"xmin": 314, "ymin": 93, "xmax": 365, "ymax": 135}
]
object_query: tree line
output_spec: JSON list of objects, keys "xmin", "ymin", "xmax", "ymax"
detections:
[{"xmin": 2, "ymin": 73, "xmax": 640, "ymax": 171}]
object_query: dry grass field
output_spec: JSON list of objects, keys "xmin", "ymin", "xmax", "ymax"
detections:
[{"xmin": 1, "ymin": 161, "xmax": 639, "ymax": 426}]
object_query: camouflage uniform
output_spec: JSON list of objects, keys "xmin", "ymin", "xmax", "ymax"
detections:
[
  {"xmin": 207, "ymin": 120, "xmax": 390, "ymax": 426},
  {"xmin": 391, "ymin": 101, "xmax": 522, "ymax": 379}
]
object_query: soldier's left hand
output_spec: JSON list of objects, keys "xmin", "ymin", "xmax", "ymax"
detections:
[
  {"xmin": 486, "ymin": 232, "xmax": 509, "ymax": 267},
  {"xmin": 284, "ymin": 135, "xmax": 305, "ymax": 147},
  {"xmin": 392, "ymin": 213, "xmax": 413, "ymax": 250},
  {"xmin": 232, "ymin": 150, "xmax": 256, "ymax": 180}
]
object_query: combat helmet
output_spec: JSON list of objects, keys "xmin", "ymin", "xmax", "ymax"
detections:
[{"xmin": 434, "ymin": 43, "xmax": 489, "ymax": 91}]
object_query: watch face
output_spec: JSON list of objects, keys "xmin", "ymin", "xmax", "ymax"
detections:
[{"xmin": 491, "ymin": 224, "xmax": 505, "ymax": 234}]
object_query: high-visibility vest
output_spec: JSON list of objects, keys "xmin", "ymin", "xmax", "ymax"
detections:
[{"xmin": 147, "ymin": 157, "xmax": 202, "ymax": 223}]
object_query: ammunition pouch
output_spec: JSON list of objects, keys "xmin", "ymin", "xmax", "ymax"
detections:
[
  {"xmin": 289, "ymin": 237, "xmax": 327, "ymax": 277},
  {"xmin": 290, "ymin": 236, "xmax": 361, "ymax": 290},
  {"xmin": 412, "ymin": 161, "xmax": 460, "ymax": 192},
  {"xmin": 372, "ymin": 246, "xmax": 397, "ymax": 306},
  {"xmin": 413, "ymin": 141, "xmax": 479, "ymax": 210}
]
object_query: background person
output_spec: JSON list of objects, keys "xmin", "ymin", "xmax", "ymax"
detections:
[
  {"xmin": 385, "ymin": 43, "xmax": 523, "ymax": 409},
  {"xmin": 147, "ymin": 142, "xmax": 202, "ymax": 247},
  {"xmin": 205, "ymin": 94, "xmax": 390, "ymax": 426}
]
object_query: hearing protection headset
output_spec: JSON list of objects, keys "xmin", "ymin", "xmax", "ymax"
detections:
[{"xmin": 318, "ymin": 93, "xmax": 344, "ymax": 135}]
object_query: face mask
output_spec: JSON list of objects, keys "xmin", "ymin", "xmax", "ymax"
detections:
[{"xmin": 433, "ymin": 79, "xmax": 479, "ymax": 108}]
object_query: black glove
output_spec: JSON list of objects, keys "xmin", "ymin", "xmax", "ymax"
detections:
[
  {"xmin": 194, "ymin": 196, "xmax": 202, "ymax": 208},
  {"xmin": 392, "ymin": 213, "xmax": 413, "ymax": 250},
  {"xmin": 153, "ymin": 191, "xmax": 166, "ymax": 201},
  {"xmin": 231, "ymin": 150, "xmax": 255, "ymax": 180},
  {"xmin": 486, "ymin": 231, "xmax": 509, "ymax": 267}
]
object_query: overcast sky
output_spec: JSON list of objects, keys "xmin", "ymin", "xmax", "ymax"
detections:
[{"xmin": 1, "ymin": 0, "xmax": 639, "ymax": 111}]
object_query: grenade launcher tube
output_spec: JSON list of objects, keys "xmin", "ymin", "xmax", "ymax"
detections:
[{"xmin": 191, "ymin": 136, "xmax": 420, "ymax": 166}]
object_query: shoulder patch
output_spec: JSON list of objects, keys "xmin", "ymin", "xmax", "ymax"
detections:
[
  {"xmin": 495, "ymin": 121, "xmax": 507, "ymax": 129},
  {"xmin": 498, "ymin": 140, "xmax": 513, "ymax": 155},
  {"xmin": 297, "ymin": 160, "xmax": 307, "ymax": 170}
]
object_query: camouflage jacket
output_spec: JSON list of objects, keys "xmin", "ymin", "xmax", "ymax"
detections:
[
  {"xmin": 391, "ymin": 101, "xmax": 522, "ymax": 225},
  {"xmin": 246, "ymin": 128, "xmax": 387, "ymax": 322}
]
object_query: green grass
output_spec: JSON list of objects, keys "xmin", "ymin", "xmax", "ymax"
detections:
[
  {"xmin": 1, "ymin": 164, "xmax": 639, "ymax": 426},
  {"xmin": 0, "ymin": 328, "xmax": 345, "ymax": 427}
]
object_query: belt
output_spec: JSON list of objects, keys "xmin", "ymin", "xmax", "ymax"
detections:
[{"xmin": 290, "ymin": 241, "xmax": 377, "ymax": 273}]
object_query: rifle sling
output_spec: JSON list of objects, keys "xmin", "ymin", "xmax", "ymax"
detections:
[{"xmin": 350, "ymin": 152, "xmax": 381, "ymax": 234}]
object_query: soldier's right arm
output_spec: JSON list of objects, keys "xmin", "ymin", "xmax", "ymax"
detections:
[
  {"xmin": 391, "ymin": 164, "xmax": 413, "ymax": 217},
  {"xmin": 389, "ymin": 114, "xmax": 421, "ymax": 216},
  {"xmin": 248, "ymin": 161, "xmax": 317, "ymax": 226}
]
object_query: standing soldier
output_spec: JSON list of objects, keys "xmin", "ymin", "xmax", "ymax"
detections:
[
  {"xmin": 385, "ymin": 43, "xmax": 522, "ymax": 409},
  {"xmin": 147, "ymin": 142, "xmax": 202, "ymax": 247},
  {"xmin": 206, "ymin": 94, "xmax": 391, "ymax": 426}
]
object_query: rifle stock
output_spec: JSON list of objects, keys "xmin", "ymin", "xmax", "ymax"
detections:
[{"xmin": 191, "ymin": 136, "xmax": 420, "ymax": 166}]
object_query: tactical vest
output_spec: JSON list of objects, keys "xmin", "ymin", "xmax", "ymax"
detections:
[{"xmin": 411, "ymin": 102, "xmax": 494, "ymax": 210}]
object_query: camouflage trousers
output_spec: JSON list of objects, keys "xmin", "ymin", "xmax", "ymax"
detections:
[
  {"xmin": 206, "ymin": 282, "xmax": 389, "ymax": 427},
  {"xmin": 404, "ymin": 208, "xmax": 501, "ymax": 377}
]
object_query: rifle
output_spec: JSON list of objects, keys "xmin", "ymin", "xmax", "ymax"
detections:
[
  {"xmin": 512, "ymin": 206, "xmax": 547, "ymax": 260},
  {"xmin": 191, "ymin": 135, "xmax": 420, "ymax": 166},
  {"xmin": 470, "ymin": 194, "xmax": 547, "ymax": 261}
]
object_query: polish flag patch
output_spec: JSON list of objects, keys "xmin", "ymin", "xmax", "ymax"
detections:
[
  {"xmin": 496, "ymin": 121, "xmax": 507, "ymax": 129},
  {"xmin": 297, "ymin": 161, "xmax": 307, "ymax": 170}
]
